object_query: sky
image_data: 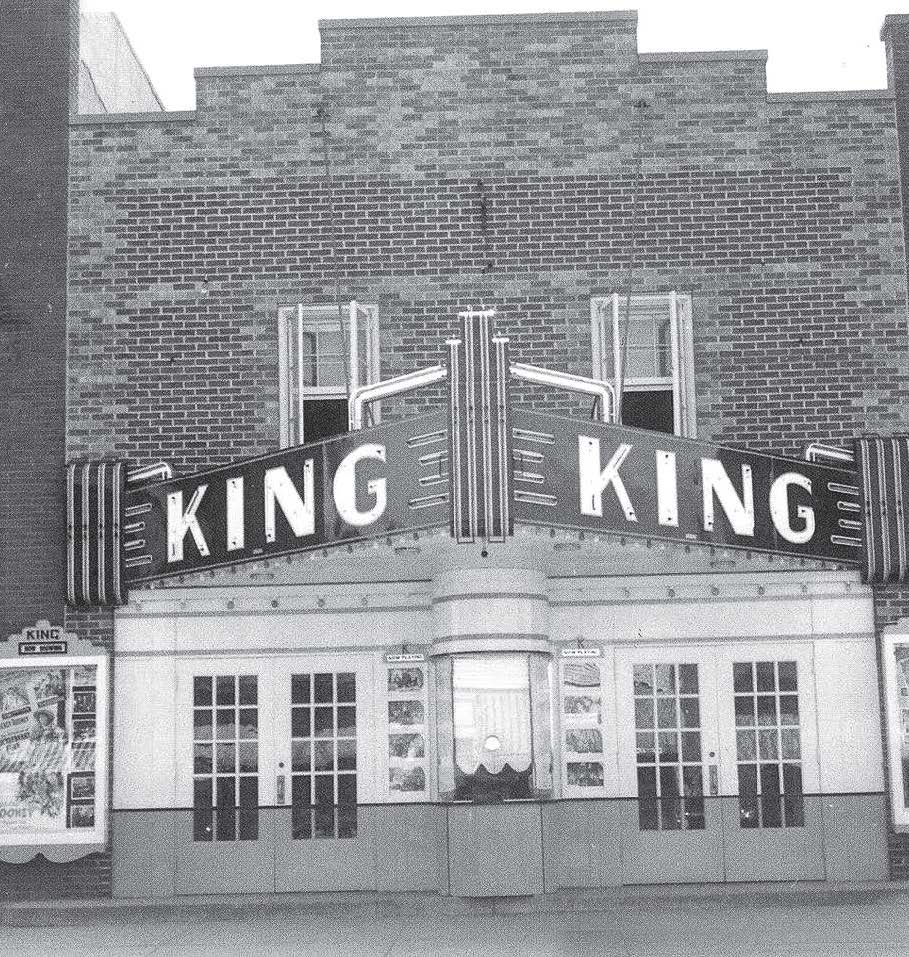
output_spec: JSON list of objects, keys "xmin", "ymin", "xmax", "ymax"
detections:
[{"xmin": 81, "ymin": 0, "xmax": 909, "ymax": 111}]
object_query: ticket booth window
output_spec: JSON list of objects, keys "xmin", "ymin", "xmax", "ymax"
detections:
[{"xmin": 437, "ymin": 653, "xmax": 553, "ymax": 803}]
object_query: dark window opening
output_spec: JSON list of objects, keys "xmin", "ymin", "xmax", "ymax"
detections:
[
  {"xmin": 303, "ymin": 398, "xmax": 348, "ymax": 443},
  {"xmin": 620, "ymin": 389, "xmax": 674, "ymax": 434}
]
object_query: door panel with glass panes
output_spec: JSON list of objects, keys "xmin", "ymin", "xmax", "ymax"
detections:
[
  {"xmin": 716, "ymin": 642, "xmax": 824, "ymax": 882},
  {"xmin": 615, "ymin": 649, "xmax": 724, "ymax": 884},
  {"xmin": 272, "ymin": 657, "xmax": 376, "ymax": 893},
  {"xmin": 175, "ymin": 659, "xmax": 278, "ymax": 895},
  {"xmin": 175, "ymin": 657, "xmax": 375, "ymax": 895}
]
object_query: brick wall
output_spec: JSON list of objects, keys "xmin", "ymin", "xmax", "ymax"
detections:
[
  {"xmin": 0, "ymin": 0, "xmax": 113, "ymax": 902},
  {"xmin": 68, "ymin": 13, "xmax": 908, "ymax": 475},
  {"xmin": 63, "ymin": 10, "xmax": 909, "ymax": 891},
  {"xmin": 0, "ymin": 0, "xmax": 72, "ymax": 634}
]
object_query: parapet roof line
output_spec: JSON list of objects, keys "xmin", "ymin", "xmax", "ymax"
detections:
[
  {"xmin": 194, "ymin": 64, "xmax": 319, "ymax": 78},
  {"xmin": 319, "ymin": 10, "xmax": 638, "ymax": 30},
  {"xmin": 70, "ymin": 110, "xmax": 196, "ymax": 125},
  {"xmin": 639, "ymin": 50, "xmax": 767, "ymax": 63},
  {"xmin": 767, "ymin": 89, "xmax": 893, "ymax": 101}
]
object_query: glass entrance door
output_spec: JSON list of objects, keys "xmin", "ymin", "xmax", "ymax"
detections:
[
  {"xmin": 615, "ymin": 649, "xmax": 724, "ymax": 884},
  {"xmin": 272, "ymin": 656, "xmax": 376, "ymax": 893},
  {"xmin": 175, "ymin": 658, "xmax": 279, "ymax": 895},
  {"xmin": 717, "ymin": 642, "xmax": 823, "ymax": 882},
  {"xmin": 615, "ymin": 642, "xmax": 822, "ymax": 884},
  {"xmin": 174, "ymin": 655, "xmax": 376, "ymax": 895}
]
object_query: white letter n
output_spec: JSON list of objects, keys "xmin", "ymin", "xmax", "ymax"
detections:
[
  {"xmin": 701, "ymin": 459, "xmax": 754, "ymax": 536},
  {"xmin": 264, "ymin": 462, "xmax": 315, "ymax": 543}
]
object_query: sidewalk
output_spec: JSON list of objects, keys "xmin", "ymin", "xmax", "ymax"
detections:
[{"xmin": 4, "ymin": 882, "xmax": 909, "ymax": 956}]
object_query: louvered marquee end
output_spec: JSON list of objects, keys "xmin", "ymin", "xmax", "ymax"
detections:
[
  {"xmin": 854, "ymin": 436, "xmax": 909, "ymax": 584},
  {"xmin": 66, "ymin": 460, "xmax": 127, "ymax": 607}
]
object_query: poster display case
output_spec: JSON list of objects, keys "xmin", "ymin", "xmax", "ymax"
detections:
[
  {"xmin": 385, "ymin": 657, "xmax": 429, "ymax": 799},
  {"xmin": 0, "ymin": 655, "xmax": 108, "ymax": 852},
  {"xmin": 883, "ymin": 631, "xmax": 909, "ymax": 828},
  {"xmin": 560, "ymin": 649, "xmax": 609, "ymax": 796}
]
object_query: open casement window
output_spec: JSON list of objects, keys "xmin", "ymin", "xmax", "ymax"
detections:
[
  {"xmin": 278, "ymin": 302, "xmax": 379, "ymax": 448},
  {"xmin": 590, "ymin": 293, "xmax": 695, "ymax": 436}
]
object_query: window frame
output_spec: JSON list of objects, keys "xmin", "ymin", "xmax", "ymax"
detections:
[
  {"xmin": 590, "ymin": 292, "xmax": 696, "ymax": 437},
  {"xmin": 277, "ymin": 302, "xmax": 380, "ymax": 448}
]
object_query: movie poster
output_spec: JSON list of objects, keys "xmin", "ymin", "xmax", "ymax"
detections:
[
  {"xmin": 895, "ymin": 646, "xmax": 909, "ymax": 810},
  {"xmin": 562, "ymin": 657, "xmax": 606, "ymax": 790},
  {"xmin": 0, "ymin": 665, "xmax": 98, "ymax": 836},
  {"xmin": 387, "ymin": 663, "xmax": 429, "ymax": 796}
]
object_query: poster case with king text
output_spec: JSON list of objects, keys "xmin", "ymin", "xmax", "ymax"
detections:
[{"xmin": 0, "ymin": 655, "xmax": 108, "ymax": 854}]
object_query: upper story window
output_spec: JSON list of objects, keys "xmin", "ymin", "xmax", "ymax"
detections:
[
  {"xmin": 278, "ymin": 303, "xmax": 379, "ymax": 447},
  {"xmin": 590, "ymin": 293, "xmax": 695, "ymax": 436}
]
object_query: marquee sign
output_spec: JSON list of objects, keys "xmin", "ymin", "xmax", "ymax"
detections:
[
  {"xmin": 119, "ymin": 413, "xmax": 449, "ymax": 583},
  {"xmin": 510, "ymin": 411, "xmax": 859, "ymax": 563},
  {"xmin": 66, "ymin": 310, "xmax": 875, "ymax": 606}
]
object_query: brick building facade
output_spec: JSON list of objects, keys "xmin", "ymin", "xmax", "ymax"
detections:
[
  {"xmin": 6, "ymin": 9, "xmax": 909, "ymax": 900},
  {"xmin": 0, "ymin": 0, "xmax": 107, "ymax": 902},
  {"xmin": 68, "ymin": 14, "xmax": 907, "ymax": 470}
]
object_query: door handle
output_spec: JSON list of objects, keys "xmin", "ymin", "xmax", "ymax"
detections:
[
  {"xmin": 708, "ymin": 765, "xmax": 718, "ymax": 797},
  {"xmin": 276, "ymin": 774, "xmax": 286, "ymax": 805}
]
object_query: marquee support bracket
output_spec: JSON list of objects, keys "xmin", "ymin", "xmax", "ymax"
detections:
[{"xmin": 348, "ymin": 365, "xmax": 447, "ymax": 431}]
